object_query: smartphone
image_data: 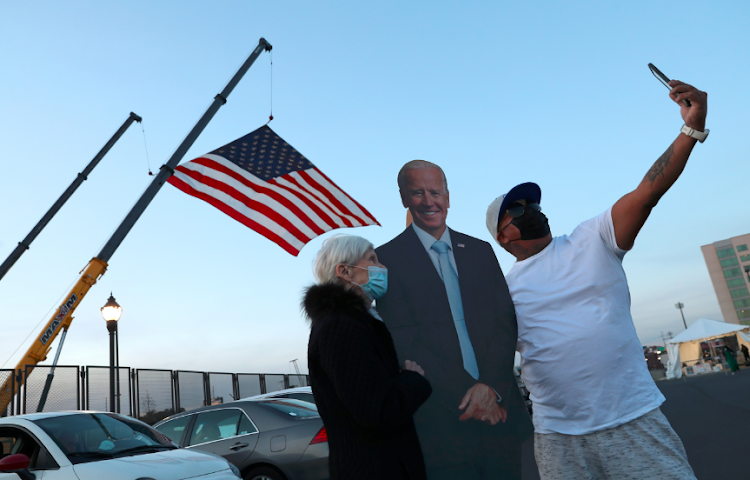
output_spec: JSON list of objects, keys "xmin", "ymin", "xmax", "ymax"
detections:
[{"xmin": 648, "ymin": 63, "xmax": 691, "ymax": 107}]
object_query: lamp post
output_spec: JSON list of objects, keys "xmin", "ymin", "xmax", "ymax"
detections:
[
  {"xmin": 101, "ymin": 294, "xmax": 122, "ymax": 413},
  {"xmin": 744, "ymin": 265, "xmax": 750, "ymax": 283},
  {"xmin": 675, "ymin": 302, "xmax": 687, "ymax": 330}
]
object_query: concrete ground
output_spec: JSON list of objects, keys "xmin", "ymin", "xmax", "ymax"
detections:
[{"xmin": 521, "ymin": 367, "xmax": 749, "ymax": 479}]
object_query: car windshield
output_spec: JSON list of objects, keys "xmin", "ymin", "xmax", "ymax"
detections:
[
  {"xmin": 256, "ymin": 398, "xmax": 319, "ymax": 418},
  {"xmin": 33, "ymin": 413, "xmax": 176, "ymax": 464}
]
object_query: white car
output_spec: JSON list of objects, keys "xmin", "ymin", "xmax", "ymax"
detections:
[{"xmin": 0, "ymin": 411, "xmax": 242, "ymax": 480}]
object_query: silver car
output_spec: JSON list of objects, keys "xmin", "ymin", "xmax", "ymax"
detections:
[
  {"xmin": 154, "ymin": 397, "xmax": 328, "ymax": 480},
  {"xmin": 241, "ymin": 387, "xmax": 314, "ymax": 404}
]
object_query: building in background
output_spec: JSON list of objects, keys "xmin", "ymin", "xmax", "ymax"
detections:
[{"xmin": 701, "ymin": 233, "xmax": 750, "ymax": 325}]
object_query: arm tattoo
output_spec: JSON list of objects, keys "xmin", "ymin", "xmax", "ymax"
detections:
[{"xmin": 645, "ymin": 144, "xmax": 675, "ymax": 184}]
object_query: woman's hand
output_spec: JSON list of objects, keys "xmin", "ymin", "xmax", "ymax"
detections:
[{"xmin": 403, "ymin": 360, "xmax": 425, "ymax": 376}]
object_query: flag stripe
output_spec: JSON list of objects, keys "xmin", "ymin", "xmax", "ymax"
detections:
[
  {"xmin": 287, "ymin": 172, "xmax": 356, "ymax": 228},
  {"xmin": 186, "ymin": 156, "xmax": 326, "ymax": 236},
  {"xmin": 304, "ymin": 168, "xmax": 374, "ymax": 226},
  {"xmin": 172, "ymin": 166, "xmax": 311, "ymax": 247},
  {"xmin": 268, "ymin": 177, "xmax": 342, "ymax": 232},
  {"xmin": 268, "ymin": 176, "xmax": 345, "ymax": 229},
  {"xmin": 298, "ymin": 169, "xmax": 364, "ymax": 225},
  {"xmin": 313, "ymin": 168, "xmax": 380, "ymax": 226},
  {"xmin": 166, "ymin": 125, "xmax": 378, "ymax": 255},
  {"xmin": 201, "ymin": 155, "xmax": 335, "ymax": 234},
  {"xmin": 168, "ymin": 175, "xmax": 302, "ymax": 256}
]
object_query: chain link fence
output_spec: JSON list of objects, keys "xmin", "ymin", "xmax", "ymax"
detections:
[
  {"xmin": 175, "ymin": 371, "xmax": 206, "ymax": 413},
  {"xmin": 236, "ymin": 374, "xmax": 263, "ymax": 398},
  {"xmin": 207, "ymin": 373, "xmax": 235, "ymax": 405},
  {"xmin": 85, "ymin": 366, "xmax": 132, "ymax": 415},
  {"xmin": 264, "ymin": 374, "xmax": 287, "ymax": 393},
  {"xmin": 135, "ymin": 369, "xmax": 175, "ymax": 425},
  {"xmin": 23, "ymin": 365, "xmax": 79, "ymax": 413},
  {"xmin": 288, "ymin": 374, "xmax": 308, "ymax": 388},
  {"xmin": 4, "ymin": 365, "xmax": 309, "ymax": 424},
  {"xmin": 0, "ymin": 369, "xmax": 17, "ymax": 417}
]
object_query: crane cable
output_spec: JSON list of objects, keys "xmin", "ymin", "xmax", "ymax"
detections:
[
  {"xmin": 266, "ymin": 50, "xmax": 273, "ymax": 124},
  {"xmin": 0, "ymin": 276, "xmax": 79, "ymax": 368},
  {"xmin": 141, "ymin": 122, "xmax": 154, "ymax": 176}
]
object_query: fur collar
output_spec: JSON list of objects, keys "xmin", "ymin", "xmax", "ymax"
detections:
[{"xmin": 302, "ymin": 282, "xmax": 369, "ymax": 325}]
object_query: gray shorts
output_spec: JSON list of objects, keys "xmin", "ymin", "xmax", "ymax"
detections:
[{"xmin": 534, "ymin": 408, "xmax": 696, "ymax": 480}]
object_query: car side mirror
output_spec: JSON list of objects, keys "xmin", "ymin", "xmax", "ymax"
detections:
[{"xmin": 0, "ymin": 454, "xmax": 36, "ymax": 480}]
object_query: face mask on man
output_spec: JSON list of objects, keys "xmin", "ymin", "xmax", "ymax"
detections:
[
  {"xmin": 510, "ymin": 205, "xmax": 550, "ymax": 240},
  {"xmin": 347, "ymin": 265, "xmax": 388, "ymax": 300}
]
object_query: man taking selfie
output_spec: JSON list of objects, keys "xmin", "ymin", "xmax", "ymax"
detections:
[{"xmin": 485, "ymin": 79, "xmax": 706, "ymax": 479}]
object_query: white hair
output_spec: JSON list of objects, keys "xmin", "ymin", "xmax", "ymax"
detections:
[{"xmin": 313, "ymin": 234, "xmax": 374, "ymax": 285}]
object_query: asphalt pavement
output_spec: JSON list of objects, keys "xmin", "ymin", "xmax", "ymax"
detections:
[
  {"xmin": 521, "ymin": 367, "xmax": 750, "ymax": 479},
  {"xmin": 658, "ymin": 367, "xmax": 750, "ymax": 479}
]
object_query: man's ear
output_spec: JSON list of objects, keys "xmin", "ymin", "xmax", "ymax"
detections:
[
  {"xmin": 496, "ymin": 230, "xmax": 514, "ymax": 254},
  {"xmin": 496, "ymin": 216, "xmax": 510, "ymax": 245},
  {"xmin": 399, "ymin": 189, "xmax": 408, "ymax": 208}
]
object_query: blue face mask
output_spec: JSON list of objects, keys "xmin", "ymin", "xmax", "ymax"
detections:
[{"xmin": 348, "ymin": 266, "xmax": 388, "ymax": 300}]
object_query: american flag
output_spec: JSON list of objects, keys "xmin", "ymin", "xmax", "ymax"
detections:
[{"xmin": 167, "ymin": 125, "xmax": 379, "ymax": 256}]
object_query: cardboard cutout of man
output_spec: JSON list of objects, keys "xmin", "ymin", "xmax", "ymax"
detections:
[
  {"xmin": 376, "ymin": 161, "xmax": 532, "ymax": 480},
  {"xmin": 485, "ymin": 80, "xmax": 706, "ymax": 478}
]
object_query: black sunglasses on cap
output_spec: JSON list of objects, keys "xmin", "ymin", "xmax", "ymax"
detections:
[
  {"xmin": 505, "ymin": 202, "xmax": 541, "ymax": 219},
  {"xmin": 497, "ymin": 202, "xmax": 542, "ymax": 235}
]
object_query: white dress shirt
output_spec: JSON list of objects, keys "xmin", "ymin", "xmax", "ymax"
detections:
[{"xmin": 411, "ymin": 223, "xmax": 459, "ymax": 277}]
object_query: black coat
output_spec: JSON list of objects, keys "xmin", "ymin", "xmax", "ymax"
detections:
[
  {"xmin": 304, "ymin": 282, "xmax": 432, "ymax": 480},
  {"xmin": 376, "ymin": 227, "xmax": 533, "ymax": 470}
]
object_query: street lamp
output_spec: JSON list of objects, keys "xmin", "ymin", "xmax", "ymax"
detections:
[
  {"xmin": 101, "ymin": 294, "xmax": 122, "ymax": 413},
  {"xmin": 744, "ymin": 265, "xmax": 750, "ymax": 283},
  {"xmin": 675, "ymin": 302, "xmax": 687, "ymax": 330}
]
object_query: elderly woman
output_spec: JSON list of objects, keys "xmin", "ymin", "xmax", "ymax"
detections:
[{"xmin": 304, "ymin": 234, "xmax": 432, "ymax": 480}]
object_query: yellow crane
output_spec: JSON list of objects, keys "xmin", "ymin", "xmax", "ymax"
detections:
[
  {"xmin": 0, "ymin": 111, "xmax": 143, "ymax": 415},
  {"xmin": 0, "ymin": 38, "xmax": 272, "ymax": 415},
  {"xmin": 0, "ymin": 259, "xmax": 107, "ymax": 414}
]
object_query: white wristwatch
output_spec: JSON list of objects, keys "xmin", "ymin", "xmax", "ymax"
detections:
[{"xmin": 681, "ymin": 124, "xmax": 709, "ymax": 143}]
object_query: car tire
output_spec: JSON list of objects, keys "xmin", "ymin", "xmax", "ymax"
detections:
[{"xmin": 244, "ymin": 466, "xmax": 286, "ymax": 480}]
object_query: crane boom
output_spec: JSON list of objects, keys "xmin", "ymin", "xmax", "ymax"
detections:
[
  {"xmin": 0, "ymin": 38, "xmax": 272, "ymax": 415},
  {"xmin": 0, "ymin": 258, "xmax": 107, "ymax": 413},
  {"xmin": 291, "ymin": 359, "xmax": 302, "ymax": 377},
  {"xmin": 0, "ymin": 112, "xmax": 140, "ymax": 283}
]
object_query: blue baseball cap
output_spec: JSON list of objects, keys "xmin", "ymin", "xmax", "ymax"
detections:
[{"xmin": 485, "ymin": 182, "xmax": 542, "ymax": 242}]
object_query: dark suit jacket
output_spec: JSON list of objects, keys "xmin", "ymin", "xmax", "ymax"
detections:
[
  {"xmin": 376, "ymin": 226, "xmax": 533, "ymax": 468},
  {"xmin": 305, "ymin": 282, "xmax": 433, "ymax": 480}
]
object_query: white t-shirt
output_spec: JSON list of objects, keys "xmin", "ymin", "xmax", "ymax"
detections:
[{"xmin": 507, "ymin": 208, "xmax": 665, "ymax": 435}]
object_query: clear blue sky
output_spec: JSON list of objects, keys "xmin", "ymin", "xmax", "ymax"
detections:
[{"xmin": 1, "ymin": 2, "xmax": 748, "ymax": 375}]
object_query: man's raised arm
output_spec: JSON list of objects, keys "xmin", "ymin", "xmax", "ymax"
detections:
[{"xmin": 612, "ymin": 80, "xmax": 708, "ymax": 251}]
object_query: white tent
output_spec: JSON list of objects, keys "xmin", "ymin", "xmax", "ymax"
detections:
[{"xmin": 666, "ymin": 318, "xmax": 750, "ymax": 379}]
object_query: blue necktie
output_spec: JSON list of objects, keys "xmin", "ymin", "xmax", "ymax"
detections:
[{"xmin": 431, "ymin": 241, "xmax": 480, "ymax": 380}]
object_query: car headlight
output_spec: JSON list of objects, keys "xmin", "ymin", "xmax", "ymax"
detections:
[{"xmin": 229, "ymin": 463, "xmax": 241, "ymax": 478}]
